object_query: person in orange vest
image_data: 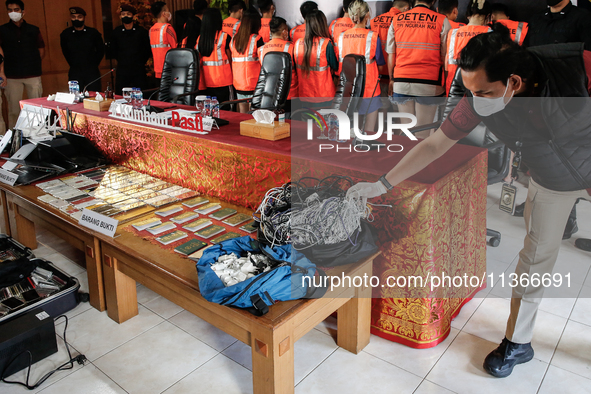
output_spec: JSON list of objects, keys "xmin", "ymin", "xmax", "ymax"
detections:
[
  {"xmin": 181, "ymin": 0, "xmax": 208, "ymax": 49},
  {"xmin": 445, "ymin": 0, "xmax": 492, "ymax": 96},
  {"xmin": 258, "ymin": 17, "xmax": 298, "ymax": 103},
  {"xmin": 294, "ymin": 10, "xmax": 337, "ymax": 107},
  {"xmin": 337, "ymin": 0, "xmax": 386, "ymax": 133},
  {"xmin": 329, "ymin": 0, "xmax": 355, "ymax": 42},
  {"xmin": 491, "ymin": 3, "xmax": 528, "ymax": 45},
  {"xmin": 290, "ymin": 1, "xmax": 318, "ymax": 43},
  {"xmin": 386, "ymin": 0, "xmax": 451, "ymax": 134},
  {"xmin": 196, "ymin": 8, "xmax": 233, "ymax": 104},
  {"xmin": 230, "ymin": 11, "xmax": 264, "ymax": 113},
  {"xmin": 437, "ymin": 0, "xmax": 466, "ymax": 30},
  {"xmin": 258, "ymin": 0, "xmax": 275, "ymax": 43},
  {"xmin": 149, "ymin": 1, "xmax": 177, "ymax": 80},
  {"xmin": 371, "ymin": 0, "xmax": 411, "ymax": 104},
  {"xmin": 222, "ymin": 0, "xmax": 244, "ymax": 38}
]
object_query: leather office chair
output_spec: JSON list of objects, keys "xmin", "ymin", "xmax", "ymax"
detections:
[
  {"xmin": 221, "ymin": 51, "xmax": 291, "ymax": 111},
  {"xmin": 158, "ymin": 48, "xmax": 200, "ymax": 106},
  {"xmin": 332, "ymin": 54, "xmax": 366, "ymax": 116}
]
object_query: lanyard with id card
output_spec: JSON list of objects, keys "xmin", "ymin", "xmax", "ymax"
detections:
[{"xmin": 499, "ymin": 142, "xmax": 522, "ymax": 215}]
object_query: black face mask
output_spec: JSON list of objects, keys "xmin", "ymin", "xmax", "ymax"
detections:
[
  {"xmin": 121, "ymin": 16, "xmax": 133, "ymax": 24},
  {"xmin": 72, "ymin": 20, "xmax": 84, "ymax": 28},
  {"xmin": 546, "ymin": 0, "xmax": 563, "ymax": 6}
]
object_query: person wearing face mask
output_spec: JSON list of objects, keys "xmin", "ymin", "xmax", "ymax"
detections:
[
  {"xmin": 109, "ymin": 5, "xmax": 151, "ymax": 95},
  {"xmin": 149, "ymin": 1, "xmax": 177, "ymax": 80},
  {"xmin": 336, "ymin": 0, "xmax": 385, "ymax": 134},
  {"xmin": 0, "ymin": 0, "xmax": 45, "ymax": 131},
  {"xmin": 257, "ymin": 16, "xmax": 298, "ymax": 103},
  {"xmin": 348, "ymin": 23, "xmax": 591, "ymax": 377},
  {"xmin": 60, "ymin": 7, "xmax": 105, "ymax": 93}
]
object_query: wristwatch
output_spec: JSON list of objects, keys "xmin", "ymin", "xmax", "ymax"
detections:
[{"xmin": 379, "ymin": 174, "xmax": 393, "ymax": 190}]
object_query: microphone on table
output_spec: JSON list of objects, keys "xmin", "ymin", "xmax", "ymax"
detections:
[
  {"xmin": 146, "ymin": 77, "xmax": 179, "ymax": 113},
  {"xmin": 81, "ymin": 68, "xmax": 116, "ymax": 98}
]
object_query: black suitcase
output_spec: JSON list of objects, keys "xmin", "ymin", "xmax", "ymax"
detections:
[{"xmin": 0, "ymin": 235, "xmax": 81, "ymax": 324}]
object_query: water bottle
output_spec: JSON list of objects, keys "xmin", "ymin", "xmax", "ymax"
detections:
[
  {"xmin": 204, "ymin": 96, "xmax": 211, "ymax": 117},
  {"xmin": 328, "ymin": 113, "xmax": 338, "ymax": 141},
  {"xmin": 211, "ymin": 97, "xmax": 219, "ymax": 118},
  {"xmin": 68, "ymin": 80, "xmax": 80, "ymax": 100},
  {"xmin": 136, "ymin": 89, "xmax": 144, "ymax": 109},
  {"xmin": 336, "ymin": 115, "xmax": 347, "ymax": 143},
  {"xmin": 132, "ymin": 88, "xmax": 140, "ymax": 110}
]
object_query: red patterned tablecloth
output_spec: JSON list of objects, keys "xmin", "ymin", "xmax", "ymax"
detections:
[{"xmin": 22, "ymin": 97, "xmax": 487, "ymax": 348}]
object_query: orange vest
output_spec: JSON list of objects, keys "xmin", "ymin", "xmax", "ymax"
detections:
[
  {"xmin": 290, "ymin": 24, "xmax": 306, "ymax": 43},
  {"xmin": 371, "ymin": 7, "xmax": 402, "ymax": 76},
  {"xmin": 258, "ymin": 38, "xmax": 298, "ymax": 100},
  {"xmin": 329, "ymin": 17, "xmax": 354, "ymax": 42},
  {"xmin": 445, "ymin": 25, "xmax": 491, "ymax": 95},
  {"xmin": 150, "ymin": 22, "xmax": 177, "ymax": 78},
  {"xmin": 259, "ymin": 18, "xmax": 272, "ymax": 43},
  {"xmin": 230, "ymin": 34, "xmax": 261, "ymax": 91},
  {"xmin": 196, "ymin": 31, "xmax": 232, "ymax": 90},
  {"xmin": 449, "ymin": 20, "xmax": 466, "ymax": 29},
  {"xmin": 181, "ymin": 22, "xmax": 188, "ymax": 48},
  {"xmin": 222, "ymin": 17, "xmax": 241, "ymax": 37},
  {"xmin": 496, "ymin": 19, "xmax": 528, "ymax": 45},
  {"xmin": 294, "ymin": 37, "xmax": 336, "ymax": 102},
  {"xmin": 337, "ymin": 28, "xmax": 380, "ymax": 98},
  {"xmin": 392, "ymin": 6, "xmax": 446, "ymax": 85}
]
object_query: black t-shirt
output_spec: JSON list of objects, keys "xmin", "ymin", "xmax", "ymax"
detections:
[
  {"xmin": 110, "ymin": 24, "xmax": 151, "ymax": 70},
  {"xmin": 60, "ymin": 26, "xmax": 104, "ymax": 70},
  {"xmin": 526, "ymin": 3, "xmax": 591, "ymax": 50}
]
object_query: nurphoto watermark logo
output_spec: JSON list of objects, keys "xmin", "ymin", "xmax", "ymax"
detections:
[{"xmin": 301, "ymin": 108, "xmax": 420, "ymax": 153}]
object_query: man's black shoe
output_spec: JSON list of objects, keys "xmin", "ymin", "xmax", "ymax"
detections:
[
  {"xmin": 513, "ymin": 202, "xmax": 525, "ymax": 217},
  {"xmin": 563, "ymin": 217, "xmax": 578, "ymax": 240},
  {"xmin": 483, "ymin": 338, "xmax": 534, "ymax": 378},
  {"xmin": 575, "ymin": 238, "xmax": 591, "ymax": 252}
]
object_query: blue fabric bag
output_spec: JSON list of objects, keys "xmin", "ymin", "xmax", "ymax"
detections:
[{"xmin": 196, "ymin": 236, "xmax": 327, "ymax": 315}]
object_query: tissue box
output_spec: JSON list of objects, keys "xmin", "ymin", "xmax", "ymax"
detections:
[
  {"xmin": 239, "ymin": 119, "xmax": 290, "ymax": 141},
  {"xmin": 83, "ymin": 98, "xmax": 114, "ymax": 112}
]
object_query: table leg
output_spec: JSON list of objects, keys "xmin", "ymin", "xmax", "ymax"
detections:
[
  {"xmin": 251, "ymin": 323, "xmax": 295, "ymax": 394},
  {"xmin": 85, "ymin": 238, "xmax": 106, "ymax": 311},
  {"xmin": 14, "ymin": 205, "xmax": 37, "ymax": 249},
  {"xmin": 0, "ymin": 190, "xmax": 10, "ymax": 236},
  {"xmin": 103, "ymin": 253, "xmax": 138, "ymax": 323}
]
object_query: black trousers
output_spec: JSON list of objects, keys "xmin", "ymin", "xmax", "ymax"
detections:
[
  {"xmin": 115, "ymin": 67, "xmax": 148, "ymax": 95},
  {"xmin": 69, "ymin": 68, "xmax": 101, "ymax": 93}
]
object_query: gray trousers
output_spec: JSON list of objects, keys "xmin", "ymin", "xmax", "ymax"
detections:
[{"xmin": 506, "ymin": 179, "xmax": 590, "ymax": 343}]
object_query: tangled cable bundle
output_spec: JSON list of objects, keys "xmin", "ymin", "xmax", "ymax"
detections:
[{"xmin": 254, "ymin": 176, "xmax": 371, "ymax": 249}]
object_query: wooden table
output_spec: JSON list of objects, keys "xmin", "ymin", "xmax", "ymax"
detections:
[
  {"xmin": 101, "ymin": 224, "xmax": 375, "ymax": 394},
  {"xmin": 0, "ymin": 183, "xmax": 106, "ymax": 311}
]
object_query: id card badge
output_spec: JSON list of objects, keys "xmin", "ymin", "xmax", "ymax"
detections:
[{"xmin": 499, "ymin": 182, "xmax": 518, "ymax": 215}]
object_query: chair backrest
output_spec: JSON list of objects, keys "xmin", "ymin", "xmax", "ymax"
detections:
[
  {"xmin": 159, "ymin": 48, "xmax": 199, "ymax": 106},
  {"xmin": 332, "ymin": 54, "xmax": 366, "ymax": 117},
  {"xmin": 251, "ymin": 51, "xmax": 292, "ymax": 111}
]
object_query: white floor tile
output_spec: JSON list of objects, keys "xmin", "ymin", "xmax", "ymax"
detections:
[
  {"xmin": 162, "ymin": 354, "xmax": 252, "ymax": 394},
  {"xmin": 294, "ymin": 329, "xmax": 339, "ymax": 384},
  {"xmin": 36, "ymin": 364, "xmax": 125, "ymax": 394},
  {"xmin": 295, "ymin": 348, "xmax": 422, "ymax": 394},
  {"xmin": 55, "ymin": 305, "xmax": 164, "ymax": 361},
  {"xmin": 363, "ymin": 328, "xmax": 459, "ymax": 378},
  {"xmin": 42, "ymin": 252, "xmax": 85, "ymax": 277},
  {"xmin": 552, "ymin": 248, "xmax": 591, "ymax": 286},
  {"xmin": 426, "ymin": 332, "xmax": 548, "ymax": 394},
  {"xmin": 94, "ymin": 321, "xmax": 218, "ymax": 394},
  {"xmin": 313, "ymin": 315, "xmax": 337, "ymax": 338},
  {"xmin": 1, "ymin": 335, "xmax": 84, "ymax": 394},
  {"xmin": 551, "ymin": 320, "xmax": 591, "ymax": 380},
  {"xmin": 538, "ymin": 282, "xmax": 582, "ymax": 319},
  {"xmin": 142, "ymin": 295, "xmax": 184, "ymax": 319},
  {"xmin": 32, "ymin": 244, "xmax": 56, "ymax": 259},
  {"xmin": 136, "ymin": 284, "xmax": 160, "ymax": 306},
  {"xmin": 538, "ymin": 365, "xmax": 591, "ymax": 394},
  {"xmin": 486, "ymin": 234, "xmax": 523, "ymax": 266},
  {"xmin": 221, "ymin": 340, "xmax": 252, "ymax": 370},
  {"xmin": 485, "ymin": 209, "xmax": 527, "ymax": 240},
  {"xmin": 413, "ymin": 380, "xmax": 457, "ymax": 394},
  {"xmin": 570, "ymin": 286, "xmax": 591, "ymax": 326},
  {"xmin": 462, "ymin": 297, "xmax": 567, "ymax": 363},
  {"xmin": 169, "ymin": 310, "xmax": 237, "ymax": 351},
  {"xmin": 451, "ymin": 297, "xmax": 484, "ymax": 330}
]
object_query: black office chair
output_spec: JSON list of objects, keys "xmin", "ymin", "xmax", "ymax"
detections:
[
  {"xmin": 332, "ymin": 54, "xmax": 366, "ymax": 116},
  {"xmin": 221, "ymin": 51, "xmax": 292, "ymax": 111},
  {"xmin": 158, "ymin": 48, "xmax": 200, "ymax": 106}
]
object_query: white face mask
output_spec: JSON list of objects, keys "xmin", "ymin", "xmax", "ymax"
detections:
[
  {"xmin": 165, "ymin": 11, "xmax": 172, "ymax": 22},
  {"xmin": 472, "ymin": 78, "xmax": 515, "ymax": 117},
  {"xmin": 8, "ymin": 11, "xmax": 22, "ymax": 22}
]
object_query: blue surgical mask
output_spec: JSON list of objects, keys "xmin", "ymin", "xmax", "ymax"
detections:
[{"xmin": 472, "ymin": 78, "xmax": 514, "ymax": 117}]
